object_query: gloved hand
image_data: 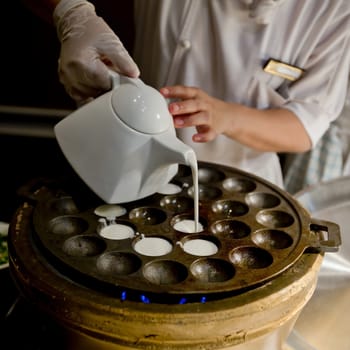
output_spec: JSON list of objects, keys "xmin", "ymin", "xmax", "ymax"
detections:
[{"xmin": 53, "ymin": 0, "xmax": 140, "ymax": 104}]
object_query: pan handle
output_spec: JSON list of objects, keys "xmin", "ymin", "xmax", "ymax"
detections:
[{"xmin": 309, "ymin": 218, "xmax": 341, "ymax": 252}]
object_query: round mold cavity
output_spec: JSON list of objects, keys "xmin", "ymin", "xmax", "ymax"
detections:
[
  {"xmin": 62, "ymin": 235, "xmax": 106, "ymax": 257},
  {"xmin": 210, "ymin": 219, "xmax": 251, "ymax": 239},
  {"xmin": 171, "ymin": 214, "xmax": 205, "ymax": 233},
  {"xmin": 256, "ymin": 210, "xmax": 295, "ymax": 228},
  {"xmin": 129, "ymin": 207, "xmax": 167, "ymax": 225},
  {"xmin": 96, "ymin": 251, "xmax": 141, "ymax": 276},
  {"xmin": 180, "ymin": 236, "xmax": 220, "ymax": 256},
  {"xmin": 246, "ymin": 192, "xmax": 281, "ymax": 209},
  {"xmin": 94, "ymin": 204, "xmax": 127, "ymax": 218},
  {"xmin": 190, "ymin": 258, "xmax": 235, "ymax": 283},
  {"xmin": 198, "ymin": 167, "xmax": 225, "ymax": 183},
  {"xmin": 48, "ymin": 196, "xmax": 79, "ymax": 215},
  {"xmin": 211, "ymin": 200, "xmax": 249, "ymax": 217},
  {"xmin": 251, "ymin": 229, "xmax": 293, "ymax": 250},
  {"xmin": 133, "ymin": 236, "xmax": 173, "ymax": 257},
  {"xmin": 98, "ymin": 223, "xmax": 135, "ymax": 240},
  {"xmin": 157, "ymin": 182, "xmax": 182, "ymax": 195},
  {"xmin": 187, "ymin": 184, "xmax": 222, "ymax": 200},
  {"xmin": 160, "ymin": 195, "xmax": 193, "ymax": 213},
  {"xmin": 143, "ymin": 260, "xmax": 188, "ymax": 285},
  {"xmin": 223, "ymin": 177, "xmax": 256, "ymax": 193},
  {"xmin": 230, "ymin": 246, "xmax": 273, "ymax": 269},
  {"xmin": 48, "ymin": 216, "xmax": 88, "ymax": 235}
]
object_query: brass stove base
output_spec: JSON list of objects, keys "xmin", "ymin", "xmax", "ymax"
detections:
[{"xmin": 9, "ymin": 202, "xmax": 323, "ymax": 350}]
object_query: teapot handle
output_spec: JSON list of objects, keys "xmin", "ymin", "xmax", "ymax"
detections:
[{"xmin": 108, "ymin": 69, "xmax": 144, "ymax": 89}]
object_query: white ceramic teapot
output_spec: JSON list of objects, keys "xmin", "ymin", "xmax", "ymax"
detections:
[{"xmin": 54, "ymin": 73, "xmax": 197, "ymax": 204}]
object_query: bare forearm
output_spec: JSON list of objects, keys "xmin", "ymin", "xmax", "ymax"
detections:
[
  {"xmin": 161, "ymin": 85, "xmax": 312, "ymax": 153},
  {"xmin": 225, "ymin": 104, "xmax": 312, "ymax": 153}
]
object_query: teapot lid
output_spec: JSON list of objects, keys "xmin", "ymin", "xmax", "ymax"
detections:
[{"xmin": 111, "ymin": 79, "xmax": 171, "ymax": 134}]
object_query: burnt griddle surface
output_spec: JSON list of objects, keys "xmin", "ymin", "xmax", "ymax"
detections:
[{"xmin": 30, "ymin": 162, "xmax": 311, "ymax": 300}]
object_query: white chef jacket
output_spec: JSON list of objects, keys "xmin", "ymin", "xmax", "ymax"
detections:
[
  {"xmin": 283, "ymin": 75, "xmax": 350, "ymax": 194},
  {"xmin": 132, "ymin": 0, "xmax": 350, "ymax": 188}
]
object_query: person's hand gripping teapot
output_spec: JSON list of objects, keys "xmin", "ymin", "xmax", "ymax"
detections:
[{"xmin": 54, "ymin": 72, "xmax": 197, "ymax": 203}]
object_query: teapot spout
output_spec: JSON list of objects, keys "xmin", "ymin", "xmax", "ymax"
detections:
[{"xmin": 152, "ymin": 133, "xmax": 197, "ymax": 168}]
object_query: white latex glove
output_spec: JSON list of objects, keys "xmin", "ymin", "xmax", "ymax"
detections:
[{"xmin": 53, "ymin": 0, "xmax": 140, "ymax": 104}]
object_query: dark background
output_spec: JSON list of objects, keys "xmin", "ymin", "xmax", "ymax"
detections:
[
  {"xmin": 0, "ymin": 2, "xmax": 135, "ymax": 347},
  {"xmin": 0, "ymin": 0, "xmax": 135, "ymax": 222}
]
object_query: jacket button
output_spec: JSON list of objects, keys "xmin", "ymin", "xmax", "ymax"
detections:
[{"xmin": 180, "ymin": 39, "xmax": 191, "ymax": 50}]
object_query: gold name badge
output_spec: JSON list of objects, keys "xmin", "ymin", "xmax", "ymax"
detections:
[{"xmin": 263, "ymin": 59, "xmax": 304, "ymax": 81}]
